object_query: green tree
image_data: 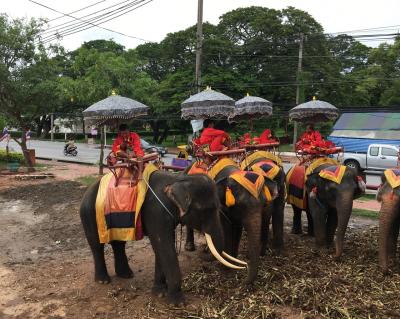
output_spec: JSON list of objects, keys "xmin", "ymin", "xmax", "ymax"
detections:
[{"xmin": 0, "ymin": 14, "xmax": 64, "ymax": 169}]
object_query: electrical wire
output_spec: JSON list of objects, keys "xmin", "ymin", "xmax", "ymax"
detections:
[
  {"xmin": 42, "ymin": 0, "xmax": 153, "ymax": 43},
  {"xmin": 42, "ymin": 0, "xmax": 136, "ymax": 35},
  {"xmin": 28, "ymin": 0, "xmax": 153, "ymax": 43},
  {"xmin": 47, "ymin": 0, "xmax": 107, "ymax": 22},
  {"xmin": 41, "ymin": 0, "xmax": 145, "ymax": 41}
]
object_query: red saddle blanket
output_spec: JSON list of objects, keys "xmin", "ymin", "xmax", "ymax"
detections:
[{"xmin": 286, "ymin": 165, "xmax": 306, "ymax": 210}]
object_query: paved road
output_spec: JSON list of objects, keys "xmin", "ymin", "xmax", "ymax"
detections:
[
  {"xmin": 0, "ymin": 139, "xmax": 175, "ymax": 165},
  {"xmin": 1, "ymin": 139, "xmax": 381, "ymax": 187}
]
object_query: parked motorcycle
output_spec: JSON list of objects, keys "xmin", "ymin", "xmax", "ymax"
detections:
[{"xmin": 64, "ymin": 143, "xmax": 78, "ymax": 156}]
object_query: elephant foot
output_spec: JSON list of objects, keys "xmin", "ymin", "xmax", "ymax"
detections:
[
  {"xmin": 291, "ymin": 227, "xmax": 303, "ymax": 235},
  {"xmin": 152, "ymin": 284, "xmax": 167, "ymax": 297},
  {"xmin": 184, "ymin": 242, "xmax": 196, "ymax": 252},
  {"xmin": 116, "ymin": 269, "xmax": 133, "ymax": 279},
  {"xmin": 116, "ymin": 265, "xmax": 134, "ymax": 279},
  {"xmin": 166, "ymin": 291, "xmax": 186, "ymax": 306},
  {"xmin": 380, "ymin": 266, "xmax": 390, "ymax": 276},
  {"xmin": 95, "ymin": 272, "xmax": 111, "ymax": 284}
]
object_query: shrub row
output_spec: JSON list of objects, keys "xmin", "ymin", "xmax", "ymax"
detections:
[{"xmin": 0, "ymin": 149, "xmax": 25, "ymax": 163}]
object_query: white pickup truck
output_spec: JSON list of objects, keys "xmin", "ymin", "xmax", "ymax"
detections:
[{"xmin": 342, "ymin": 144, "xmax": 399, "ymax": 173}]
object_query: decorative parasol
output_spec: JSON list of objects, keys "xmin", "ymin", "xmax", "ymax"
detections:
[
  {"xmin": 181, "ymin": 86, "xmax": 235, "ymax": 120},
  {"xmin": 228, "ymin": 94, "xmax": 273, "ymax": 122},
  {"xmin": 83, "ymin": 91, "xmax": 150, "ymax": 126},
  {"xmin": 82, "ymin": 91, "xmax": 150, "ymax": 175},
  {"xmin": 289, "ymin": 96, "xmax": 340, "ymax": 123}
]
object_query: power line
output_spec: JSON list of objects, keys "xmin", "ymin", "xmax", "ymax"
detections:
[
  {"xmin": 329, "ymin": 24, "xmax": 400, "ymax": 35},
  {"xmin": 42, "ymin": 0, "xmax": 135, "ymax": 35},
  {"xmin": 42, "ymin": 0, "xmax": 153, "ymax": 43},
  {"xmin": 48, "ymin": 0, "xmax": 107, "ymax": 22},
  {"xmin": 41, "ymin": 0, "xmax": 145, "ymax": 41},
  {"xmin": 28, "ymin": 0, "xmax": 153, "ymax": 43}
]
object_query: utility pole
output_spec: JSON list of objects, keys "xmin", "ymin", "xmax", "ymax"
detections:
[
  {"xmin": 195, "ymin": 0, "xmax": 203, "ymax": 93},
  {"xmin": 293, "ymin": 33, "xmax": 304, "ymax": 148},
  {"xmin": 50, "ymin": 113, "xmax": 54, "ymax": 141}
]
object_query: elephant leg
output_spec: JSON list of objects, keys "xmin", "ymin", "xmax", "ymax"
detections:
[
  {"xmin": 148, "ymin": 231, "xmax": 184, "ymax": 305},
  {"xmin": 389, "ymin": 213, "xmax": 400, "ymax": 258},
  {"xmin": 308, "ymin": 197, "xmax": 327, "ymax": 248},
  {"xmin": 379, "ymin": 199, "xmax": 400, "ymax": 274},
  {"xmin": 326, "ymin": 209, "xmax": 338, "ymax": 247},
  {"xmin": 111, "ymin": 241, "xmax": 133, "ymax": 278},
  {"xmin": 292, "ymin": 205, "xmax": 303, "ymax": 234},
  {"xmin": 184, "ymin": 227, "xmax": 195, "ymax": 252},
  {"xmin": 90, "ymin": 243, "xmax": 110, "ymax": 284},
  {"xmin": 152, "ymin": 255, "xmax": 167, "ymax": 296},
  {"xmin": 334, "ymin": 192, "xmax": 353, "ymax": 258},
  {"xmin": 243, "ymin": 205, "xmax": 262, "ymax": 284},
  {"xmin": 306, "ymin": 208, "xmax": 314, "ymax": 236},
  {"xmin": 261, "ymin": 207, "xmax": 271, "ymax": 256},
  {"xmin": 272, "ymin": 198, "xmax": 285, "ymax": 252}
]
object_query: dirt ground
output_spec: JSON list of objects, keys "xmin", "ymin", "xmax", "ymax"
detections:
[{"xmin": 0, "ymin": 161, "xmax": 397, "ymax": 319}]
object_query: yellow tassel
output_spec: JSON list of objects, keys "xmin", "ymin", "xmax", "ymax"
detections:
[
  {"xmin": 225, "ymin": 187, "xmax": 236, "ymax": 207},
  {"xmin": 264, "ymin": 186, "xmax": 272, "ymax": 202}
]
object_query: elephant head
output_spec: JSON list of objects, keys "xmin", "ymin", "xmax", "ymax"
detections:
[
  {"xmin": 164, "ymin": 174, "xmax": 247, "ymax": 270},
  {"xmin": 377, "ymin": 174, "xmax": 400, "ymax": 274}
]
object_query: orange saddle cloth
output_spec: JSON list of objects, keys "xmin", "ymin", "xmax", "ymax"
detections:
[{"xmin": 95, "ymin": 164, "xmax": 158, "ymax": 244}]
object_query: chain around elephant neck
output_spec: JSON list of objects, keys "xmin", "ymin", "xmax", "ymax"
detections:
[{"xmin": 142, "ymin": 177, "xmax": 176, "ymax": 220}]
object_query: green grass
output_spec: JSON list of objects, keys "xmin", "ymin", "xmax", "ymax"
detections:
[
  {"xmin": 358, "ymin": 194, "xmax": 377, "ymax": 201},
  {"xmin": 76, "ymin": 174, "xmax": 100, "ymax": 186},
  {"xmin": 352, "ymin": 208, "xmax": 379, "ymax": 219},
  {"xmin": 278, "ymin": 144, "xmax": 294, "ymax": 152}
]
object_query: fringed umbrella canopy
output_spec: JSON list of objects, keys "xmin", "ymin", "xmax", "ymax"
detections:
[
  {"xmin": 181, "ymin": 87, "xmax": 235, "ymax": 120},
  {"xmin": 228, "ymin": 94, "xmax": 273, "ymax": 122},
  {"xmin": 289, "ymin": 97, "xmax": 340, "ymax": 123},
  {"xmin": 83, "ymin": 93, "xmax": 150, "ymax": 126}
]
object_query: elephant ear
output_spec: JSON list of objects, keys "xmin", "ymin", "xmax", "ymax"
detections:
[{"xmin": 164, "ymin": 181, "xmax": 192, "ymax": 217}]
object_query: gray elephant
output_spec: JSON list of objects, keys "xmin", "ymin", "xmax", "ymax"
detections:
[
  {"xmin": 305, "ymin": 164, "xmax": 365, "ymax": 257},
  {"xmin": 185, "ymin": 159, "xmax": 277, "ymax": 283},
  {"xmin": 376, "ymin": 169, "xmax": 400, "ymax": 274},
  {"xmin": 80, "ymin": 170, "xmax": 246, "ymax": 305},
  {"xmin": 240, "ymin": 151, "xmax": 285, "ymax": 254}
]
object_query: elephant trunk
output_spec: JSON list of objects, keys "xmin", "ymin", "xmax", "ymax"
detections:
[
  {"xmin": 334, "ymin": 191, "xmax": 354, "ymax": 258},
  {"xmin": 379, "ymin": 197, "xmax": 399, "ymax": 274},
  {"xmin": 243, "ymin": 206, "xmax": 263, "ymax": 284}
]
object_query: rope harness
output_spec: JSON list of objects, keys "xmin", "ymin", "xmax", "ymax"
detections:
[{"xmin": 142, "ymin": 178, "xmax": 183, "ymax": 253}]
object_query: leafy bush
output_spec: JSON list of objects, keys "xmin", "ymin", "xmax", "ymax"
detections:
[{"xmin": 0, "ymin": 149, "xmax": 25, "ymax": 163}]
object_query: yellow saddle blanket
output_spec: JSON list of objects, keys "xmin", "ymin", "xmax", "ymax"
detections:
[
  {"xmin": 319, "ymin": 165, "xmax": 347, "ymax": 184},
  {"xmin": 249, "ymin": 160, "xmax": 280, "ymax": 181},
  {"xmin": 95, "ymin": 164, "xmax": 158, "ymax": 244},
  {"xmin": 240, "ymin": 151, "xmax": 282, "ymax": 169},
  {"xmin": 384, "ymin": 168, "xmax": 400, "ymax": 189},
  {"xmin": 188, "ymin": 158, "xmax": 269, "ymax": 201}
]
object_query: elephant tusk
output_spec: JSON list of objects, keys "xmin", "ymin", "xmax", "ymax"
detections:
[
  {"xmin": 204, "ymin": 233, "xmax": 246, "ymax": 270},
  {"xmin": 222, "ymin": 251, "xmax": 248, "ymax": 266}
]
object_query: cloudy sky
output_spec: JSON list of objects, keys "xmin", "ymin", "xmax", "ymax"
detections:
[{"xmin": 2, "ymin": 0, "xmax": 399, "ymax": 50}]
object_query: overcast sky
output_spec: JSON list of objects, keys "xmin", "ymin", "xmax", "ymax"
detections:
[{"xmin": 2, "ymin": 0, "xmax": 400, "ymax": 50}]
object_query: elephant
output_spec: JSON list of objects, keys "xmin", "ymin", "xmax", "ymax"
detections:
[
  {"xmin": 80, "ymin": 170, "xmax": 247, "ymax": 305},
  {"xmin": 184, "ymin": 160, "xmax": 277, "ymax": 284},
  {"xmin": 305, "ymin": 164, "xmax": 365, "ymax": 257},
  {"xmin": 376, "ymin": 171, "xmax": 400, "ymax": 274},
  {"xmin": 240, "ymin": 153, "xmax": 285, "ymax": 255}
]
